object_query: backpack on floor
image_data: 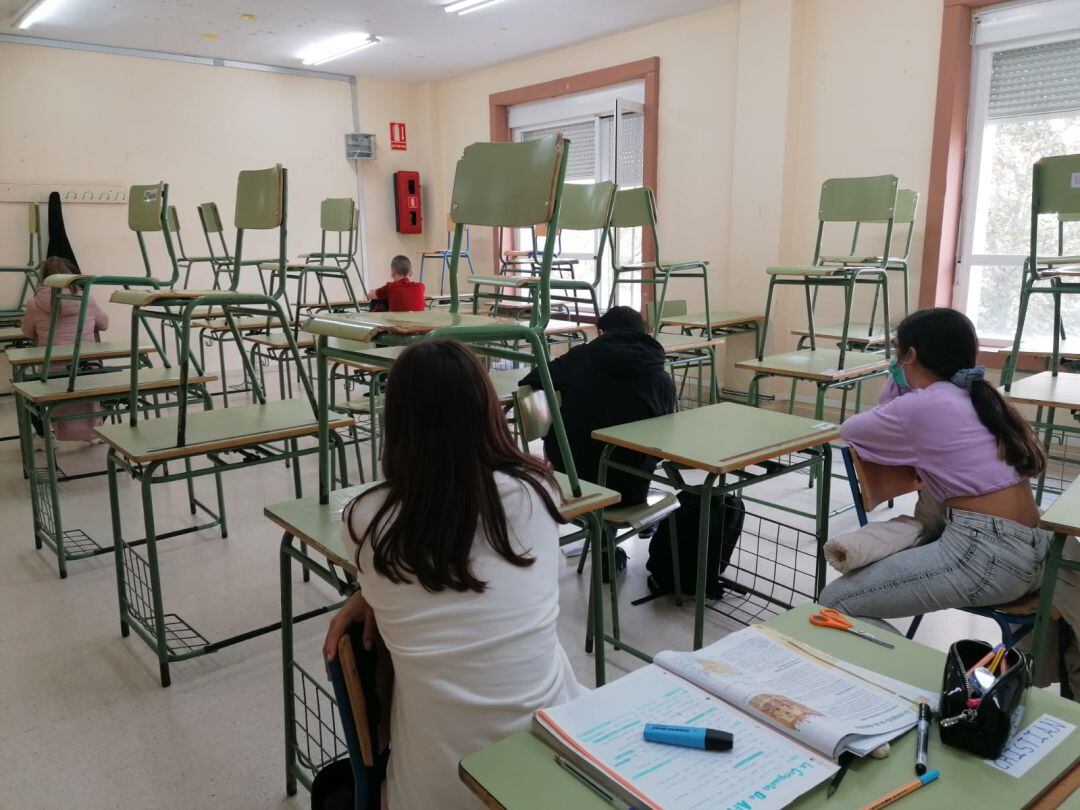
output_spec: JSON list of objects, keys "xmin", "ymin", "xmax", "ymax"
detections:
[{"xmin": 646, "ymin": 492, "xmax": 745, "ymax": 599}]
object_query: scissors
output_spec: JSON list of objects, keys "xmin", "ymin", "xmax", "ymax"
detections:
[{"xmin": 809, "ymin": 608, "xmax": 895, "ymax": 649}]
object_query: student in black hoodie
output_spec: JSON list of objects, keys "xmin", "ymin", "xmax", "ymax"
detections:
[{"xmin": 520, "ymin": 306, "xmax": 676, "ymax": 508}]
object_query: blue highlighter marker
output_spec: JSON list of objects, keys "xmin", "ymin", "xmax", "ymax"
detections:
[{"xmin": 643, "ymin": 723, "xmax": 734, "ymax": 751}]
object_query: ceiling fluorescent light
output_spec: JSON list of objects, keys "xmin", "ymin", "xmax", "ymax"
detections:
[
  {"xmin": 298, "ymin": 32, "xmax": 379, "ymax": 66},
  {"xmin": 445, "ymin": 0, "xmax": 505, "ymax": 14},
  {"xmin": 13, "ymin": 0, "xmax": 65, "ymax": 29}
]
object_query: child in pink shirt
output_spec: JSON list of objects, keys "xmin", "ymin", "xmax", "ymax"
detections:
[{"xmin": 21, "ymin": 256, "xmax": 109, "ymax": 442}]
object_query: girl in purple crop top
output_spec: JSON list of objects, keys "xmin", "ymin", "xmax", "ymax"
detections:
[{"xmin": 820, "ymin": 308, "xmax": 1050, "ymax": 630}]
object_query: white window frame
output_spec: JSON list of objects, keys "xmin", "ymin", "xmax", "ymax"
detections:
[{"xmin": 955, "ymin": 4, "xmax": 1080, "ymax": 343}]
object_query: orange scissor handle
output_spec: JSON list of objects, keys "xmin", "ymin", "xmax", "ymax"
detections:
[{"xmin": 809, "ymin": 608, "xmax": 853, "ymax": 630}]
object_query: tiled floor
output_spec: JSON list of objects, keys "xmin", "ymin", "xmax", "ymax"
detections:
[{"xmin": 0, "ymin": 386, "xmax": 1004, "ymax": 810}]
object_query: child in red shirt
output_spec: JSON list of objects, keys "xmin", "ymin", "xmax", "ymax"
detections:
[{"xmin": 371, "ymin": 255, "xmax": 426, "ymax": 312}]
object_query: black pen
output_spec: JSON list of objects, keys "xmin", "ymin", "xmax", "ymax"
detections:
[
  {"xmin": 828, "ymin": 752, "xmax": 854, "ymax": 799},
  {"xmin": 915, "ymin": 702, "xmax": 931, "ymax": 775}
]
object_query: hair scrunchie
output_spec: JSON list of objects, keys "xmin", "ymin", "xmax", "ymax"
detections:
[{"xmin": 951, "ymin": 365, "xmax": 987, "ymax": 389}]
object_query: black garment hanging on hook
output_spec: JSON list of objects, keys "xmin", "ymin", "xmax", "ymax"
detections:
[{"xmin": 46, "ymin": 191, "xmax": 79, "ymax": 270}]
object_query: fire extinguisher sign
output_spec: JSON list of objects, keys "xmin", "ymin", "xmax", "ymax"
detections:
[{"xmin": 390, "ymin": 122, "xmax": 407, "ymax": 151}]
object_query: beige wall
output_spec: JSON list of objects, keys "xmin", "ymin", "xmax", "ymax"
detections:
[{"xmin": 0, "ymin": 42, "xmax": 357, "ymax": 322}]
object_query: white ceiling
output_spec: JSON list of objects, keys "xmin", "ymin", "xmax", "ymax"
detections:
[{"xmin": 0, "ymin": 0, "xmax": 731, "ymax": 82}]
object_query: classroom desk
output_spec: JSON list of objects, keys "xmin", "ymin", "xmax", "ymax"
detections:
[
  {"xmin": 1003, "ymin": 371, "xmax": 1080, "ymax": 504},
  {"xmin": 460, "ymin": 604, "xmax": 1080, "ymax": 810},
  {"xmin": 592, "ymin": 403, "xmax": 839, "ymax": 653},
  {"xmin": 13, "ymin": 367, "xmax": 217, "ymax": 577},
  {"xmin": 655, "ymin": 332, "xmax": 726, "ymax": 407},
  {"xmin": 265, "ymin": 473, "xmax": 621, "ymax": 798},
  {"xmin": 1033, "ymin": 477, "xmax": 1080, "ymax": 683}
]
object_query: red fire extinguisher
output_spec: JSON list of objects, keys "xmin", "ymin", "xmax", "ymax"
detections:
[{"xmin": 393, "ymin": 171, "xmax": 422, "ymax": 234}]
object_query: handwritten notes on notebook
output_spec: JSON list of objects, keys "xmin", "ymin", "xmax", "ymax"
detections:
[
  {"xmin": 536, "ymin": 666, "xmax": 836, "ymax": 810},
  {"xmin": 985, "ymin": 714, "xmax": 1076, "ymax": 778}
]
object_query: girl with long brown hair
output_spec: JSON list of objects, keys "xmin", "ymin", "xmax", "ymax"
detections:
[{"xmin": 323, "ymin": 339, "xmax": 584, "ymax": 809}]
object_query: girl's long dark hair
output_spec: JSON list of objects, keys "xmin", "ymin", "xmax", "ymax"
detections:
[
  {"xmin": 345, "ymin": 339, "xmax": 564, "ymax": 592},
  {"xmin": 896, "ymin": 308, "xmax": 1045, "ymax": 477}
]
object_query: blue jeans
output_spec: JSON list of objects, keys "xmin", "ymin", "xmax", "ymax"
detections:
[{"xmin": 820, "ymin": 508, "xmax": 1049, "ymax": 626}]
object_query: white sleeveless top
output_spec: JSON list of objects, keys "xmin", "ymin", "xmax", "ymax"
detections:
[{"xmin": 343, "ymin": 471, "xmax": 585, "ymax": 810}]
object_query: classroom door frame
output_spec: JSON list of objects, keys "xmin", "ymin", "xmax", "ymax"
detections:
[{"xmin": 489, "ymin": 57, "xmax": 660, "ymax": 305}]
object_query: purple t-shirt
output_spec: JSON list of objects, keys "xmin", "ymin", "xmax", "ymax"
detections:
[{"xmin": 840, "ymin": 378, "xmax": 1023, "ymax": 503}]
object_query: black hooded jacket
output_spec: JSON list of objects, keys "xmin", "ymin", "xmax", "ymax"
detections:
[{"xmin": 520, "ymin": 329, "xmax": 676, "ymax": 506}]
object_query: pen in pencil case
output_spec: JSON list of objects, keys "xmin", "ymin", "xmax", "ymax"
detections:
[{"xmin": 643, "ymin": 723, "xmax": 734, "ymax": 751}]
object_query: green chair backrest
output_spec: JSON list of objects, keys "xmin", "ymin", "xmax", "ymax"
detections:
[
  {"xmin": 27, "ymin": 202, "xmax": 39, "ymax": 234},
  {"xmin": 1032, "ymin": 154, "xmax": 1080, "ymax": 217},
  {"xmin": 450, "ymin": 135, "xmax": 565, "ymax": 227},
  {"xmin": 893, "ymin": 189, "xmax": 919, "ymax": 225},
  {"xmin": 166, "ymin": 205, "xmax": 180, "ymax": 233},
  {"xmin": 199, "ymin": 201, "xmax": 224, "ymax": 234},
  {"xmin": 235, "ymin": 165, "xmax": 284, "ymax": 230},
  {"xmin": 321, "ymin": 198, "xmax": 355, "ymax": 232},
  {"xmin": 610, "ymin": 187, "xmax": 656, "ymax": 230},
  {"xmin": 647, "ymin": 298, "xmax": 687, "ymax": 327},
  {"xmin": 818, "ymin": 175, "xmax": 899, "ymax": 223},
  {"xmin": 559, "ymin": 181, "xmax": 616, "ymax": 232},
  {"xmin": 129, "ymin": 183, "xmax": 165, "ymax": 232}
]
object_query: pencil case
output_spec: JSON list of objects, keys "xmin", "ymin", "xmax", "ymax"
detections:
[{"xmin": 938, "ymin": 639, "xmax": 1030, "ymax": 759}]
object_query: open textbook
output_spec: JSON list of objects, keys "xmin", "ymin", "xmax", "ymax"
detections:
[{"xmin": 535, "ymin": 626, "xmax": 925, "ymax": 810}]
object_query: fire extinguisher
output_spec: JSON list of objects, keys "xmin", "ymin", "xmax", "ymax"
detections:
[{"xmin": 393, "ymin": 171, "xmax": 422, "ymax": 234}]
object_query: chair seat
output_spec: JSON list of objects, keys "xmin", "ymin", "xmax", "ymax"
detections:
[
  {"xmin": 1002, "ymin": 371, "xmax": 1080, "ymax": 409},
  {"xmin": 95, "ymin": 400, "xmax": 351, "ymax": 463},
  {"xmin": 13, "ymin": 368, "xmax": 217, "ymax": 404},
  {"xmin": 337, "ymin": 398, "xmax": 383, "ymax": 415},
  {"xmin": 621, "ymin": 260, "xmax": 708, "ymax": 271},
  {"xmin": 818, "ymin": 254, "xmax": 906, "ymax": 268},
  {"xmin": 304, "ymin": 310, "xmax": 515, "ymax": 342},
  {"xmin": 735, "ymin": 349, "xmax": 888, "ymax": 382},
  {"xmin": 298, "ymin": 251, "xmax": 350, "ymax": 259},
  {"xmin": 661, "ymin": 311, "xmax": 763, "ymax": 330},
  {"xmin": 191, "ymin": 316, "xmax": 278, "ymax": 333},
  {"xmin": 655, "ymin": 332, "xmax": 724, "ymax": 353},
  {"xmin": 1039, "ymin": 265, "xmax": 1080, "ymax": 278},
  {"xmin": 549, "ymin": 278, "xmax": 594, "ymax": 290},
  {"xmin": 604, "ymin": 489, "xmax": 679, "ymax": 531},
  {"xmin": 502, "ymin": 250, "xmax": 535, "ymax": 259},
  {"xmin": 179, "ymin": 255, "xmax": 216, "ymax": 263},
  {"xmin": 111, "ymin": 288, "xmax": 242, "ymax": 307},
  {"xmin": 245, "ymin": 332, "xmax": 315, "ymax": 350},
  {"xmin": 421, "ymin": 249, "xmax": 451, "ymax": 257},
  {"xmin": 790, "ymin": 321, "xmax": 889, "ymax": 344}
]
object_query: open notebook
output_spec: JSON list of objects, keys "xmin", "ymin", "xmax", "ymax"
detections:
[{"xmin": 535, "ymin": 626, "xmax": 926, "ymax": 810}]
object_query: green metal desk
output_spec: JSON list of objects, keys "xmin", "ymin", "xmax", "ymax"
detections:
[
  {"xmin": 1033, "ymin": 477, "xmax": 1080, "ymax": 683},
  {"xmin": 593, "ymin": 403, "xmax": 839, "ymax": 654},
  {"xmin": 460, "ymin": 604, "xmax": 1080, "ymax": 810},
  {"xmin": 13, "ymin": 366, "xmax": 216, "ymax": 577},
  {"xmin": 1004, "ymin": 371, "xmax": 1080, "ymax": 505},
  {"xmin": 266, "ymin": 472, "xmax": 620, "ymax": 799}
]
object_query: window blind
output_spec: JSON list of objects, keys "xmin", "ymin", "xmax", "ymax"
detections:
[
  {"xmin": 520, "ymin": 120, "xmax": 596, "ymax": 180},
  {"xmin": 988, "ymin": 38, "xmax": 1080, "ymax": 120}
]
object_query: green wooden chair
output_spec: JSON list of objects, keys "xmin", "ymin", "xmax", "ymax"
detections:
[
  {"xmin": 1003, "ymin": 155, "xmax": 1080, "ymax": 390},
  {"xmin": 167, "ymin": 205, "xmax": 221, "ymax": 290},
  {"xmin": 545, "ymin": 181, "xmax": 617, "ymax": 323},
  {"xmin": 39, "ymin": 183, "xmax": 180, "ymax": 391},
  {"xmin": 0, "ymin": 202, "xmax": 42, "ymax": 324},
  {"xmin": 606, "ymin": 187, "xmax": 714, "ymax": 338},
  {"xmin": 737, "ymin": 175, "xmax": 898, "ymax": 421},
  {"xmin": 288, "ymin": 197, "xmax": 367, "ymax": 303},
  {"xmin": 420, "ymin": 214, "xmax": 475, "ymax": 296},
  {"xmin": 794, "ymin": 187, "xmax": 919, "ymax": 347},
  {"xmin": 196, "ymin": 200, "xmax": 279, "ymax": 293}
]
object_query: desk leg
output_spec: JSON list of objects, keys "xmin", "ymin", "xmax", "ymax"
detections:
[
  {"xmin": 585, "ymin": 511, "xmax": 606, "ymax": 688},
  {"xmin": 280, "ymin": 532, "xmax": 299, "ymax": 796},
  {"xmin": 1030, "ymin": 531, "xmax": 1065, "ymax": 682},
  {"xmin": 695, "ymin": 474, "xmax": 719, "ymax": 650},
  {"xmin": 814, "ymin": 444, "xmax": 832, "ymax": 597},
  {"xmin": 1035, "ymin": 407, "xmax": 1056, "ymax": 507},
  {"xmin": 108, "ymin": 452, "xmax": 129, "ymax": 639},
  {"xmin": 141, "ymin": 462, "xmax": 172, "ymax": 688}
]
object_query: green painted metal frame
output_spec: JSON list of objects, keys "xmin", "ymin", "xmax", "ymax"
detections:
[
  {"xmin": 420, "ymin": 220, "xmax": 475, "ymax": 296},
  {"xmin": 298, "ymin": 200, "xmax": 366, "ymax": 298},
  {"xmin": 1003, "ymin": 154, "xmax": 1080, "ymax": 389}
]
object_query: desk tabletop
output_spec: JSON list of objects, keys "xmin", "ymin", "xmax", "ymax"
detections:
[
  {"xmin": 0, "ymin": 326, "xmax": 27, "ymax": 344},
  {"xmin": 591, "ymin": 402, "xmax": 839, "ymax": 474},
  {"xmin": 95, "ymin": 400, "xmax": 349, "ymax": 463},
  {"xmin": 1040, "ymin": 476, "xmax": 1080, "ymax": 536},
  {"xmin": 13, "ymin": 368, "xmax": 216, "ymax": 404},
  {"xmin": 6, "ymin": 340, "xmax": 153, "ymax": 366},
  {"xmin": 735, "ymin": 349, "xmax": 888, "ymax": 382},
  {"xmin": 460, "ymin": 604, "xmax": 1080, "ymax": 810},
  {"xmin": 1004, "ymin": 371, "xmax": 1080, "ymax": 410},
  {"xmin": 305, "ymin": 310, "xmax": 516, "ymax": 342},
  {"xmin": 264, "ymin": 473, "xmax": 620, "ymax": 576},
  {"xmin": 660, "ymin": 310, "xmax": 762, "ymax": 330},
  {"xmin": 655, "ymin": 331, "xmax": 725, "ymax": 353}
]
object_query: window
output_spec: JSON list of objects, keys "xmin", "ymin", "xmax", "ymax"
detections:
[{"xmin": 957, "ymin": 1, "xmax": 1080, "ymax": 340}]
